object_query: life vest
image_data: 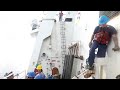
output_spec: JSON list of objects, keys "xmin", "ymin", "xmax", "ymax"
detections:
[{"xmin": 94, "ymin": 26, "xmax": 110, "ymax": 45}]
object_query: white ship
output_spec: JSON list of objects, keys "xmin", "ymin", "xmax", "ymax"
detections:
[{"xmin": 9, "ymin": 11, "xmax": 120, "ymax": 79}]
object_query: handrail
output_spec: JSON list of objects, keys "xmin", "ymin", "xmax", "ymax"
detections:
[
  {"xmin": 14, "ymin": 70, "xmax": 26, "ymax": 79},
  {"xmin": 73, "ymin": 69, "xmax": 95, "ymax": 79}
]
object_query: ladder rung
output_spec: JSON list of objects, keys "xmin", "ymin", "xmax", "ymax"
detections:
[
  {"xmin": 61, "ymin": 35, "xmax": 65, "ymax": 37},
  {"xmin": 60, "ymin": 23, "xmax": 65, "ymax": 24},
  {"xmin": 62, "ymin": 54, "xmax": 66, "ymax": 56},
  {"xmin": 62, "ymin": 40, "xmax": 66, "ymax": 42},
  {"xmin": 61, "ymin": 44, "xmax": 66, "ymax": 45},
  {"xmin": 61, "ymin": 48, "xmax": 66, "ymax": 49},
  {"xmin": 61, "ymin": 41, "xmax": 66, "ymax": 43},
  {"xmin": 61, "ymin": 38, "xmax": 66, "ymax": 40},
  {"xmin": 60, "ymin": 25, "xmax": 64, "ymax": 27},
  {"xmin": 60, "ymin": 28, "xmax": 65, "ymax": 30},
  {"xmin": 62, "ymin": 45, "xmax": 66, "ymax": 47},
  {"xmin": 60, "ymin": 32, "xmax": 65, "ymax": 35},
  {"xmin": 60, "ymin": 26, "xmax": 65, "ymax": 28},
  {"xmin": 60, "ymin": 25, "xmax": 65, "ymax": 27},
  {"xmin": 60, "ymin": 29, "xmax": 65, "ymax": 31},
  {"xmin": 61, "ymin": 28, "xmax": 65, "ymax": 29},
  {"xmin": 61, "ymin": 39, "xmax": 66, "ymax": 41},
  {"xmin": 62, "ymin": 48, "xmax": 66, "ymax": 50},
  {"xmin": 60, "ymin": 27, "xmax": 65, "ymax": 29},
  {"xmin": 62, "ymin": 51, "xmax": 66, "ymax": 53},
  {"xmin": 61, "ymin": 44, "xmax": 66, "ymax": 46},
  {"xmin": 61, "ymin": 33, "xmax": 65, "ymax": 35},
  {"xmin": 61, "ymin": 36, "xmax": 65, "ymax": 38},
  {"xmin": 61, "ymin": 52, "xmax": 66, "ymax": 54},
  {"xmin": 61, "ymin": 30, "xmax": 65, "ymax": 31},
  {"xmin": 61, "ymin": 49, "xmax": 66, "ymax": 52},
  {"xmin": 62, "ymin": 52, "xmax": 66, "ymax": 54},
  {"xmin": 61, "ymin": 46, "xmax": 66, "ymax": 48}
]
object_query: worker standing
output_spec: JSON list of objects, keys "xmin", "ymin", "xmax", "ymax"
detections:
[
  {"xmin": 59, "ymin": 11, "xmax": 63, "ymax": 21},
  {"xmin": 85, "ymin": 15, "xmax": 120, "ymax": 77},
  {"xmin": 34, "ymin": 65, "xmax": 46, "ymax": 79}
]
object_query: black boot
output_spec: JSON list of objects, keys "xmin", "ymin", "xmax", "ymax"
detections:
[
  {"xmin": 85, "ymin": 59, "xmax": 94, "ymax": 70},
  {"xmin": 85, "ymin": 64, "xmax": 94, "ymax": 70}
]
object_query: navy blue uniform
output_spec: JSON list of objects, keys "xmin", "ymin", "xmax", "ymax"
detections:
[{"xmin": 88, "ymin": 25, "xmax": 117, "ymax": 67}]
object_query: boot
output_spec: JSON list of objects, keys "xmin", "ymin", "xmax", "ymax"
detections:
[{"xmin": 84, "ymin": 64, "xmax": 95, "ymax": 78}]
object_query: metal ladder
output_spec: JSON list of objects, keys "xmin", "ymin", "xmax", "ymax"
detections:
[{"xmin": 60, "ymin": 21, "xmax": 66, "ymax": 65}]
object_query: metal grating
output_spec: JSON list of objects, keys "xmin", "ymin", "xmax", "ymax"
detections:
[
  {"xmin": 99, "ymin": 11, "xmax": 120, "ymax": 19},
  {"xmin": 62, "ymin": 55, "xmax": 74, "ymax": 79}
]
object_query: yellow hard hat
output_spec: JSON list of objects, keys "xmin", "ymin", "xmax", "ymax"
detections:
[{"xmin": 36, "ymin": 65, "xmax": 42, "ymax": 70}]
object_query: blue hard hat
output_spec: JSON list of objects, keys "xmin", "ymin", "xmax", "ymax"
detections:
[
  {"xmin": 99, "ymin": 15, "xmax": 110, "ymax": 25},
  {"xmin": 27, "ymin": 72, "xmax": 36, "ymax": 78},
  {"xmin": 34, "ymin": 73, "xmax": 46, "ymax": 79}
]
